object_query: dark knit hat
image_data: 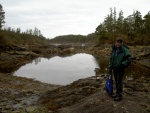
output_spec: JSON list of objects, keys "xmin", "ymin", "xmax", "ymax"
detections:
[{"xmin": 116, "ymin": 37, "xmax": 123, "ymax": 43}]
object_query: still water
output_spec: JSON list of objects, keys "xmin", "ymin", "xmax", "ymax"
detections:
[{"xmin": 14, "ymin": 53, "xmax": 102, "ymax": 85}]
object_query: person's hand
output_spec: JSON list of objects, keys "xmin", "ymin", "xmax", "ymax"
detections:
[
  {"xmin": 109, "ymin": 66, "xmax": 112, "ymax": 75},
  {"xmin": 109, "ymin": 69, "xmax": 112, "ymax": 75},
  {"xmin": 121, "ymin": 63, "xmax": 125, "ymax": 68}
]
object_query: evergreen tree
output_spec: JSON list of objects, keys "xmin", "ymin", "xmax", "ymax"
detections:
[
  {"xmin": 29, "ymin": 29, "xmax": 33, "ymax": 35},
  {"xmin": 33, "ymin": 27, "xmax": 39, "ymax": 36},
  {"xmin": 113, "ymin": 7, "xmax": 117, "ymax": 35},
  {"xmin": 16, "ymin": 28, "xmax": 21, "ymax": 34},
  {"xmin": 0, "ymin": 4, "xmax": 5, "ymax": 29},
  {"xmin": 143, "ymin": 11, "xmax": 150, "ymax": 35},
  {"xmin": 133, "ymin": 10, "xmax": 143, "ymax": 34},
  {"xmin": 117, "ymin": 10, "xmax": 124, "ymax": 34}
]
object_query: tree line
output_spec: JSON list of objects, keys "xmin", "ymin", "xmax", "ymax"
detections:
[
  {"xmin": 4, "ymin": 27, "xmax": 43, "ymax": 37},
  {"xmin": 0, "ymin": 4, "xmax": 49, "ymax": 45},
  {"xmin": 95, "ymin": 8, "xmax": 150, "ymax": 46},
  {"xmin": 50, "ymin": 33, "xmax": 96, "ymax": 44},
  {"xmin": 51, "ymin": 8, "xmax": 150, "ymax": 46},
  {"xmin": 0, "ymin": 27, "xmax": 48, "ymax": 45}
]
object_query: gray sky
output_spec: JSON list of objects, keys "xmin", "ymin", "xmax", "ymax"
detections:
[{"xmin": 1, "ymin": 0, "xmax": 150, "ymax": 38}]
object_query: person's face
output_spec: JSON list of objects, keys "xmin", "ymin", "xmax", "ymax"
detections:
[{"xmin": 115, "ymin": 41, "xmax": 122, "ymax": 48}]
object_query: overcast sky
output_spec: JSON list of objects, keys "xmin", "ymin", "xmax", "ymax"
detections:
[{"xmin": 1, "ymin": 0, "xmax": 150, "ymax": 38}]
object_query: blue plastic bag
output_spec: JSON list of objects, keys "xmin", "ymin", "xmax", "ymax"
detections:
[{"xmin": 104, "ymin": 75, "xmax": 113, "ymax": 95}]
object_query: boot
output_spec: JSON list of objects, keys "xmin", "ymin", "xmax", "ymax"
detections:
[
  {"xmin": 111, "ymin": 94, "xmax": 117, "ymax": 98},
  {"xmin": 114, "ymin": 96, "xmax": 122, "ymax": 101}
]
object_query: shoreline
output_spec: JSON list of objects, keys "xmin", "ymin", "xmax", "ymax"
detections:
[{"xmin": 0, "ymin": 72, "xmax": 62, "ymax": 113}]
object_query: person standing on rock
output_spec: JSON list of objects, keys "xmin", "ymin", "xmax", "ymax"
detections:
[{"xmin": 109, "ymin": 37, "xmax": 131, "ymax": 101}]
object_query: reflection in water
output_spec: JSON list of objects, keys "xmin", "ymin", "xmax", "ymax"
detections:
[
  {"xmin": 34, "ymin": 58, "xmax": 41, "ymax": 65},
  {"xmin": 14, "ymin": 53, "xmax": 99, "ymax": 85},
  {"xmin": 93, "ymin": 56, "xmax": 109, "ymax": 74}
]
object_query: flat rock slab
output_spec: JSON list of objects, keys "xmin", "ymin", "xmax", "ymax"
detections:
[
  {"xmin": 39, "ymin": 76, "xmax": 150, "ymax": 113},
  {"xmin": 58, "ymin": 91, "xmax": 150, "ymax": 113}
]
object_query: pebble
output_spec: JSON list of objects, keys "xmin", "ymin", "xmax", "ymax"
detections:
[
  {"xmin": 1, "ymin": 98, "xmax": 8, "ymax": 102},
  {"xmin": 113, "ymin": 104, "xmax": 117, "ymax": 107},
  {"xmin": 25, "ymin": 106, "xmax": 37, "ymax": 112},
  {"xmin": 12, "ymin": 104, "xmax": 23, "ymax": 110},
  {"xmin": 0, "ymin": 102, "xmax": 6, "ymax": 106},
  {"xmin": 15, "ymin": 99, "xmax": 22, "ymax": 103},
  {"xmin": 4, "ymin": 105, "xmax": 12, "ymax": 110}
]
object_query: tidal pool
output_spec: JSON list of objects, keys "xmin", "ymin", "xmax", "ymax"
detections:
[{"xmin": 14, "ymin": 53, "xmax": 101, "ymax": 85}]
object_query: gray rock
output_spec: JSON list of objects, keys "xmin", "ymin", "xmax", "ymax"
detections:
[
  {"xmin": 12, "ymin": 104, "xmax": 23, "ymax": 110},
  {"xmin": 4, "ymin": 105, "xmax": 12, "ymax": 110},
  {"xmin": 0, "ymin": 102, "xmax": 6, "ymax": 106},
  {"xmin": 25, "ymin": 106, "xmax": 37, "ymax": 113},
  {"xmin": 15, "ymin": 99, "xmax": 22, "ymax": 103},
  {"xmin": 48, "ymin": 110, "xmax": 54, "ymax": 113}
]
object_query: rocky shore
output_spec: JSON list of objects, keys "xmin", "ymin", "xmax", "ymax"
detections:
[
  {"xmin": 39, "ymin": 74, "xmax": 150, "ymax": 113},
  {"xmin": 0, "ymin": 72, "xmax": 60, "ymax": 113},
  {"xmin": 0, "ymin": 44, "xmax": 150, "ymax": 113},
  {"xmin": 86, "ymin": 45, "xmax": 150, "ymax": 69}
]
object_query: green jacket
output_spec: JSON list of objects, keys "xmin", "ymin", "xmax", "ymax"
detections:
[{"xmin": 109, "ymin": 44, "xmax": 131, "ymax": 70}]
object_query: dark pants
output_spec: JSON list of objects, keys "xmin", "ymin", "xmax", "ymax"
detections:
[{"xmin": 113, "ymin": 68, "xmax": 125, "ymax": 97}]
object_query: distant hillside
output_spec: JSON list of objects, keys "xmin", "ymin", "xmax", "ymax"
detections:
[{"xmin": 50, "ymin": 33, "xmax": 97, "ymax": 44}]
